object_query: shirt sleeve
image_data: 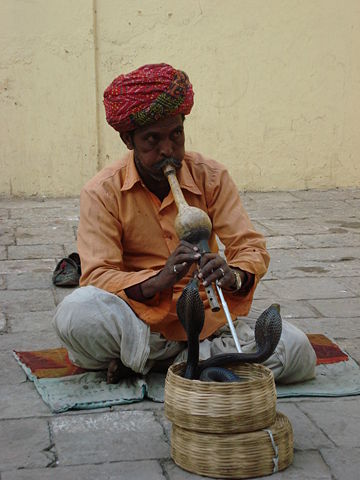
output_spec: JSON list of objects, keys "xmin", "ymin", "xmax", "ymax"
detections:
[
  {"xmin": 206, "ymin": 166, "xmax": 270, "ymax": 314},
  {"xmin": 77, "ymin": 186, "xmax": 172, "ymax": 324}
]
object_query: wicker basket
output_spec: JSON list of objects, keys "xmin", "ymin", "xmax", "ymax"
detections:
[
  {"xmin": 171, "ymin": 412, "xmax": 293, "ymax": 479},
  {"xmin": 165, "ymin": 362, "xmax": 277, "ymax": 433}
]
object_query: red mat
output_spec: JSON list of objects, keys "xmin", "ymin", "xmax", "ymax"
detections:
[{"xmin": 14, "ymin": 333, "xmax": 348, "ymax": 380}]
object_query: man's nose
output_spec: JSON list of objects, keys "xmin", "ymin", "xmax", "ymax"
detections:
[{"xmin": 159, "ymin": 138, "xmax": 173, "ymax": 158}]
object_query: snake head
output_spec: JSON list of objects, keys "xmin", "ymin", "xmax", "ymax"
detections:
[
  {"xmin": 254, "ymin": 304, "xmax": 283, "ymax": 362},
  {"xmin": 176, "ymin": 277, "xmax": 205, "ymax": 339}
]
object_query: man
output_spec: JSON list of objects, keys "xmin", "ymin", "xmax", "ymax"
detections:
[{"xmin": 54, "ymin": 63, "xmax": 316, "ymax": 384}]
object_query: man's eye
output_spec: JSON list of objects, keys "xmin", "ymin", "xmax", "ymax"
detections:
[
  {"xmin": 146, "ymin": 135, "xmax": 157, "ymax": 144},
  {"xmin": 172, "ymin": 129, "xmax": 183, "ymax": 138}
]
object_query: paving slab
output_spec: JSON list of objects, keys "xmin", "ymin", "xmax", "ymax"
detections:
[
  {"xmin": 276, "ymin": 403, "xmax": 334, "ymax": 450},
  {"xmin": 0, "ymin": 311, "xmax": 6, "ymax": 332},
  {"xmin": 7, "ymin": 310, "xmax": 55, "ymax": 333},
  {"xmin": 320, "ymin": 447, "xmax": 360, "ymax": 480},
  {"xmin": 6, "ymin": 272, "xmax": 54, "ymax": 290},
  {"xmin": 16, "ymin": 226, "xmax": 76, "ymax": 245},
  {"xmin": 0, "ymin": 330, "xmax": 61, "ymax": 352},
  {"xmin": 0, "ymin": 418, "xmax": 52, "ymax": 471},
  {"xmin": 0, "ymin": 259, "xmax": 55, "ymax": 274},
  {"xmin": 308, "ymin": 298, "xmax": 360, "ymax": 318},
  {"xmin": 8, "ymin": 244, "xmax": 65, "ymax": 260},
  {"xmin": 264, "ymin": 277, "xmax": 353, "ymax": 300},
  {"xmin": 1, "ymin": 461, "xmax": 166, "ymax": 480},
  {"xmin": 288, "ymin": 317, "xmax": 360, "ymax": 340},
  {"xmin": 0, "ymin": 382, "xmax": 52, "ymax": 419},
  {"xmin": 0, "ymin": 245, "xmax": 7, "ymax": 260},
  {"xmin": 296, "ymin": 232, "xmax": 360, "ymax": 248},
  {"xmin": 336, "ymin": 339, "xmax": 360, "ymax": 364},
  {"xmin": 297, "ymin": 398, "xmax": 360, "ymax": 448},
  {"xmin": 265, "ymin": 235, "xmax": 305, "ymax": 250},
  {"xmin": 51, "ymin": 410, "xmax": 170, "ymax": 465},
  {"xmin": 0, "ymin": 289, "xmax": 56, "ymax": 314},
  {"xmin": 251, "ymin": 298, "xmax": 318, "ymax": 319},
  {"xmin": 0, "ymin": 351, "xmax": 27, "ymax": 385},
  {"xmin": 0, "ymin": 226, "xmax": 15, "ymax": 246}
]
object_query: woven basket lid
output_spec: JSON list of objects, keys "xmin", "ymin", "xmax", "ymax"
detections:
[{"xmin": 165, "ymin": 362, "xmax": 277, "ymax": 433}]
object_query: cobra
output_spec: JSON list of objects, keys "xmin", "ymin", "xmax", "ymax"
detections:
[{"xmin": 162, "ymin": 159, "xmax": 282, "ymax": 381}]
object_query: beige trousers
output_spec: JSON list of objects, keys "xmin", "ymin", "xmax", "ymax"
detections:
[{"xmin": 53, "ymin": 286, "xmax": 316, "ymax": 384}]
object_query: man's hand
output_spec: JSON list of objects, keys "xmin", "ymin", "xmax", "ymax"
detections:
[
  {"xmin": 140, "ymin": 240, "xmax": 201, "ymax": 297},
  {"xmin": 197, "ymin": 252, "xmax": 237, "ymax": 290}
]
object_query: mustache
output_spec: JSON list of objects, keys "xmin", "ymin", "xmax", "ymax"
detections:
[{"xmin": 153, "ymin": 157, "xmax": 182, "ymax": 172}]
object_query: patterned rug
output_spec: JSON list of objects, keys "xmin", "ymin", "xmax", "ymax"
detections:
[{"xmin": 13, "ymin": 334, "xmax": 359, "ymax": 413}]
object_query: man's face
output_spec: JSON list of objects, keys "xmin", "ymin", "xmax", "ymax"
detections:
[{"xmin": 121, "ymin": 115, "xmax": 185, "ymax": 182}]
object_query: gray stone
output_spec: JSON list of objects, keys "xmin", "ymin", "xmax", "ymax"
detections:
[
  {"xmin": 0, "ymin": 418, "xmax": 52, "ymax": 470},
  {"xmin": 0, "ymin": 310, "xmax": 7, "ymax": 332},
  {"xmin": 51, "ymin": 410, "xmax": 170, "ymax": 465},
  {"xmin": 251, "ymin": 299, "xmax": 317, "ymax": 319},
  {"xmin": 258, "ymin": 218, "xmax": 330, "ymax": 236},
  {"xmin": 248, "ymin": 191, "xmax": 300, "ymax": 203},
  {"xmin": 0, "ymin": 330, "xmax": 61, "ymax": 352},
  {"xmin": 8, "ymin": 244, "xmax": 65, "ymax": 260},
  {"xmin": 0, "ymin": 226, "xmax": 15, "ymax": 245},
  {"xmin": 0, "ymin": 351, "xmax": 27, "ymax": 384},
  {"xmin": 0, "ymin": 245, "xmax": 7, "ymax": 260},
  {"xmin": 10, "ymin": 207, "xmax": 79, "ymax": 221},
  {"xmin": 0, "ymin": 208, "xmax": 9, "ymax": 219},
  {"xmin": 253, "ymin": 280, "xmax": 275, "ymax": 299},
  {"xmin": 336, "ymin": 339, "xmax": 360, "ymax": 364},
  {"xmin": 266, "ymin": 247, "xmax": 360, "ymax": 279},
  {"xmin": 342, "ymin": 276, "xmax": 360, "ymax": 295},
  {"xmin": 296, "ymin": 232, "xmax": 360, "ymax": 248},
  {"xmin": 0, "ymin": 274, "xmax": 6, "ymax": 289},
  {"xmin": 0, "ymin": 289, "xmax": 55, "ymax": 314},
  {"xmin": 264, "ymin": 277, "xmax": 353, "ymax": 300},
  {"xmin": 8, "ymin": 310, "xmax": 55, "ymax": 333},
  {"xmin": 320, "ymin": 447, "xmax": 360, "ymax": 480},
  {"xmin": 298, "ymin": 399, "xmax": 360, "ymax": 448},
  {"xmin": 16, "ymin": 226, "xmax": 76, "ymax": 245},
  {"xmin": 0, "ymin": 382, "xmax": 53, "ymax": 419},
  {"xmin": 288, "ymin": 317, "xmax": 360, "ymax": 339},
  {"xmin": 276, "ymin": 403, "xmax": 333, "ymax": 450},
  {"xmin": 266, "ymin": 236, "xmax": 304, "ymax": 249},
  {"xmin": 6, "ymin": 272, "xmax": 53, "ymax": 290},
  {"xmin": 0, "ymin": 259, "xmax": 55, "ymax": 274},
  {"xmin": 291, "ymin": 189, "xmax": 355, "ymax": 201},
  {"xmin": 2, "ymin": 461, "xmax": 166, "ymax": 480},
  {"xmin": 308, "ymin": 298, "xmax": 360, "ymax": 318}
]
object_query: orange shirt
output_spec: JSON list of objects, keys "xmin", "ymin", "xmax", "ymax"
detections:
[{"xmin": 78, "ymin": 151, "xmax": 270, "ymax": 341}]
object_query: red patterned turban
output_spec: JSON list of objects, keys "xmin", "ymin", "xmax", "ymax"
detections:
[{"xmin": 103, "ymin": 63, "xmax": 194, "ymax": 132}]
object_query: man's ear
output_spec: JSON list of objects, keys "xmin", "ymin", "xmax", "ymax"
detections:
[{"xmin": 120, "ymin": 132, "xmax": 134, "ymax": 150}]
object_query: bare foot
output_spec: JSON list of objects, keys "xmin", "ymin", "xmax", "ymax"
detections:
[{"xmin": 106, "ymin": 359, "xmax": 134, "ymax": 384}]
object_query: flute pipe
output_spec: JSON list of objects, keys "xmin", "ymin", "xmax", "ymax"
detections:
[
  {"xmin": 196, "ymin": 265, "xmax": 220, "ymax": 312},
  {"xmin": 216, "ymin": 280, "xmax": 242, "ymax": 353}
]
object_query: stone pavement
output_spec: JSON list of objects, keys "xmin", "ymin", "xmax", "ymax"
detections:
[{"xmin": 0, "ymin": 189, "xmax": 359, "ymax": 480}]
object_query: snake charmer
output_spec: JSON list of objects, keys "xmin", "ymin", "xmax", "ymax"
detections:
[{"xmin": 53, "ymin": 63, "xmax": 316, "ymax": 384}]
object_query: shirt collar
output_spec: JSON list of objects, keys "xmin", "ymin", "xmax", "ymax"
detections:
[{"xmin": 121, "ymin": 152, "xmax": 202, "ymax": 196}]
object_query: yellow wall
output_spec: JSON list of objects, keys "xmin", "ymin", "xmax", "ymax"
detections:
[{"xmin": 1, "ymin": 0, "xmax": 359, "ymax": 196}]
